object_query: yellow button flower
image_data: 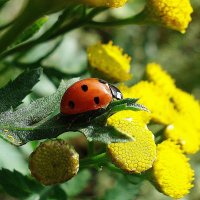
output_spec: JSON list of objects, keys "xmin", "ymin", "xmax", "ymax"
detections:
[
  {"xmin": 87, "ymin": 41, "xmax": 132, "ymax": 82},
  {"xmin": 107, "ymin": 110, "xmax": 156, "ymax": 173},
  {"xmin": 81, "ymin": 0, "xmax": 128, "ymax": 7},
  {"xmin": 144, "ymin": 0, "xmax": 193, "ymax": 33},
  {"xmin": 164, "ymin": 88, "xmax": 200, "ymax": 153},
  {"xmin": 146, "ymin": 63, "xmax": 176, "ymax": 96},
  {"xmin": 119, "ymin": 81, "xmax": 176, "ymax": 125},
  {"xmin": 165, "ymin": 115, "xmax": 200, "ymax": 154},
  {"xmin": 152, "ymin": 140, "xmax": 194, "ymax": 199},
  {"xmin": 172, "ymin": 88, "xmax": 200, "ymax": 131},
  {"xmin": 29, "ymin": 140, "xmax": 79, "ymax": 185}
]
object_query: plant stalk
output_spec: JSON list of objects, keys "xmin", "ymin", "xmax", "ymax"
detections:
[{"xmin": 0, "ymin": 2, "xmax": 45, "ymax": 54}]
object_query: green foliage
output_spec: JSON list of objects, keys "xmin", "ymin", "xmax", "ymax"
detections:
[
  {"xmin": 61, "ymin": 170, "xmax": 91, "ymax": 197},
  {"xmin": 0, "ymin": 76, "xmax": 79, "ymax": 145},
  {"xmin": 39, "ymin": 186, "xmax": 67, "ymax": 200},
  {"xmin": 103, "ymin": 174, "xmax": 142, "ymax": 200},
  {"xmin": 0, "ymin": 68, "xmax": 41, "ymax": 113},
  {"xmin": 13, "ymin": 17, "xmax": 49, "ymax": 46},
  {"xmin": 0, "ymin": 168, "xmax": 71, "ymax": 200},
  {"xmin": 80, "ymin": 125, "xmax": 132, "ymax": 144},
  {"xmin": 0, "ymin": 168, "xmax": 43, "ymax": 198},
  {"xmin": 0, "ymin": 168, "xmax": 92, "ymax": 199},
  {"xmin": 0, "ymin": 0, "xmax": 9, "ymax": 8}
]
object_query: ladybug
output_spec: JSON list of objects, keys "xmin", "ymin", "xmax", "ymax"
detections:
[{"xmin": 60, "ymin": 78, "xmax": 123, "ymax": 115}]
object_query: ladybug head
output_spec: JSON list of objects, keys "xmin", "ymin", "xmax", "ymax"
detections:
[
  {"xmin": 98, "ymin": 79, "xmax": 123, "ymax": 100},
  {"xmin": 108, "ymin": 84, "xmax": 123, "ymax": 100}
]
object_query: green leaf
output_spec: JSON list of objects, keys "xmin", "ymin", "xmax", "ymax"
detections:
[
  {"xmin": 0, "ymin": 169, "xmax": 69, "ymax": 200},
  {"xmin": 0, "ymin": 168, "xmax": 43, "ymax": 198},
  {"xmin": 61, "ymin": 169, "xmax": 91, "ymax": 197},
  {"xmin": 39, "ymin": 185, "xmax": 67, "ymax": 200},
  {"xmin": 92, "ymin": 98, "xmax": 148, "ymax": 125},
  {"xmin": 13, "ymin": 17, "xmax": 48, "ymax": 46},
  {"xmin": 103, "ymin": 174, "xmax": 142, "ymax": 200},
  {"xmin": 0, "ymin": 78, "xmax": 79, "ymax": 145},
  {"xmin": 80, "ymin": 125, "xmax": 133, "ymax": 144},
  {"xmin": 0, "ymin": 68, "xmax": 42, "ymax": 113}
]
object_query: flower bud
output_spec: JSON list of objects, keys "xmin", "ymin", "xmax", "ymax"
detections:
[{"xmin": 29, "ymin": 140, "xmax": 79, "ymax": 185}]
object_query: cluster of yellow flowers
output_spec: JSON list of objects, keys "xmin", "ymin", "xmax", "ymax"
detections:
[
  {"xmin": 145, "ymin": 63, "xmax": 200, "ymax": 154},
  {"xmin": 118, "ymin": 62, "xmax": 200, "ymax": 198},
  {"xmin": 86, "ymin": 41, "xmax": 200, "ymax": 198},
  {"xmin": 81, "ymin": 0, "xmax": 193, "ymax": 33}
]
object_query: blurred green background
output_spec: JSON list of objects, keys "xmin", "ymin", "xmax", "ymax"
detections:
[{"xmin": 0, "ymin": 0, "xmax": 199, "ymax": 199}]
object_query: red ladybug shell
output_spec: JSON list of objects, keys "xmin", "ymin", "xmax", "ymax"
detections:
[{"xmin": 60, "ymin": 78, "xmax": 113, "ymax": 115}]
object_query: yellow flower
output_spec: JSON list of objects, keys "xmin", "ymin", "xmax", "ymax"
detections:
[
  {"xmin": 144, "ymin": 0, "xmax": 193, "ymax": 33},
  {"xmin": 146, "ymin": 63, "xmax": 176, "ymax": 96},
  {"xmin": 87, "ymin": 41, "xmax": 132, "ymax": 82},
  {"xmin": 164, "ymin": 88, "xmax": 200, "ymax": 153},
  {"xmin": 81, "ymin": 0, "xmax": 128, "ymax": 7},
  {"xmin": 119, "ymin": 81, "xmax": 176, "ymax": 125},
  {"xmin": 29, "ymin": 140, "xmax": 79, "ymax": 185},
  {"xmin": 152, "ymin": 140, "xmax": 194, "ymax": 199},
  {"xmin": 172, "ymin": 88, "xmax": 200, "ymax": 130},
  {"xmin": 107, "ymin": 110, "xmax": 156, "ymax": 173},
  {"xmin": 165, "ymin": 115, "xmax": 200, "ymax": 154}
]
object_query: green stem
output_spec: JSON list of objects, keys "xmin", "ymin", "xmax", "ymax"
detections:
[
  {"xmin": 39, "ymin": 186, "xmax": 54, "ymax": 198},
  {"xmin": 88, "ymin": 141, "xmax": 95, "ymax": 156},
  {"xmin": 0, "ymin": 4, "xmax": 44, "ymax": 54},
  {"xmin": 106, "ymin": 163, "xmax": 123, "ymax": 173},
  {"xmin": 86, "ymin": 7, "xmax": 108, "ymax": 19},
  {"xmin": 0, "ymin": 17, "xmax": 84, "ymax": 59},
  {"xmin": 87, "ymin": 11, "xmax": 146, "ymax": 28},
  {"xmin": 0, "ymin": 21, "xmax": 14, "ymax": 31},
  {"xmin": 80, "ymin": 153, "xmax": 108, "ymax": 168},
  {"xmin": 49, "ymin": 18, "xmax": 85, "ymax": 39}
]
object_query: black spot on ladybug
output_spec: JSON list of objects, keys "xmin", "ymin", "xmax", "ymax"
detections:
[
  {"xmin": 98, "ymin": 79, "xmax": 107, "ymax": 84},
  {"xmin": 94, "ymin": 97, "xmax": 100, "ymax": 104},
  {"xmin": 81, "ymin": 84, "xmax": 88, "ymax": 92},
  {"xmin": 68, "ymin": 101, "xmax": 75, "ymax": 109}
]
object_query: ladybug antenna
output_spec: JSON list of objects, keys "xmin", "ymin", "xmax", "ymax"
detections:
[{"xmin": 109, "ymin": 84, "xmax": 123, "ymax": 100}]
